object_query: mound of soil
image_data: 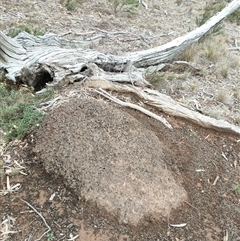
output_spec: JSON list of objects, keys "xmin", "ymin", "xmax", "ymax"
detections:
[
  {"xmin": 1, "ymin": 87, "xmax": 240, "ymax": 240},
  {"xmin": 33, "ymin": 95, "xmax": 187, "ymax": 225}
]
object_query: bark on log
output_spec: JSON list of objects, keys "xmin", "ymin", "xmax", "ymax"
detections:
[
  {"xmin": 0, "ymin": 0, "xmax": 239, "ymax": 87},
  {"xmin": 84, "ymin": 79, "xmax": 240, "ymax": 136}
]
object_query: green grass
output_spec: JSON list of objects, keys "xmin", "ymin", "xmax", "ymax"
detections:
[
  {"xmin": 196, "ymin": 1, "xmax": 240, "ymax": 27},
  {"xmin": 146, "ymin": 72, "xmax": 167, "ymax": 89},
  {"xmin": 8, "ymin": 25, "xmax": 45, "ymax": 38},
  {"xmin": 228, "ymin": 8, "xmax": 240, "ymax": 25},
  {"xmin": 0, "ymin": 84, "xmax": 54, "ymax": 141},
  {"xmin": 196, "ymin": 1, "xmax": 226, "ymax": 27},
  {"xmin": 46, "ymin": 232, "xmax": 55, "ymax": 241},
  {"xmin": 66, "ymin": 1, "xmax": 76, "ymax": 11},
  {"xmin": 108, "ymin": 0, "xmax": 139, "ymax": 14},
  {"xmin": 232, "ymin": 184, "xmax": 240, "ymax": 196},
  {"xmin": 60, "ymin": 0, "xmax": 84, "ymax": 11}
]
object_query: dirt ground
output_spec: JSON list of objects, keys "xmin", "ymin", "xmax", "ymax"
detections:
[
  {"xmin": 1, "ymin": 0, "xmax": 240, "ymax": 241},
  {"xmin": 32, "ymin": 94, "xmax": 188, "ymax": 226},
  {"xmin": 1, "ymin": 86, "xmax": 240, "ymax": 241}
]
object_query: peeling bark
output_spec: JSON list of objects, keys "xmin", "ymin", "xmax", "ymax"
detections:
[{"xmin": 1, "ymin": 0, "xmax": 239, "ymax": 86}]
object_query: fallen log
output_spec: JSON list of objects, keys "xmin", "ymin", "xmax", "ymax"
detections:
[
  {"xmin": 84, "ymin": 78, "xmax": 240, "ymax": 136},
  {"xmin": 0, "ymin": 0, "xmax": 239, "ymax": 87},
  {"xmin": 0, "ymin": 0, "xmax": 240, "ymax": 135}
]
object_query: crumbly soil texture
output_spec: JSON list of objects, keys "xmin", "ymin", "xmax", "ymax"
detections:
[
  {"xmin": 1, "ymin": 0, "xmax": 240, "ymax": 241},
  {"xmin": 1, "ymin": 87, "xmax": 240, "ymax": 241}
]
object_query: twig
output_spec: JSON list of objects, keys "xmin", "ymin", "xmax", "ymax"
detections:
[
  {"xmin": 85, "ymin": 34, "xmax": 105, "ymax": 41},
  {"xmin": 60, "ymin": 31, "xmax": 72, "ymax": 37},
  {"xmin": 167, "ymin": 205, "xmax": 173, "ymax": 228},
  {"xmin": 184, "ymin": 201, "xmax": 198, "ymax": 210},
  {"xmin": 223, "ymin": 229, "xmax": 229, "ymax": 241},
  {"xmin": 21, "ymin": 199, "xmax": 51, "ymax": 241},
  {"xmin": 228, "ymin": 39, "xmax": 240, "ymax": 51},
  {"xmin": 95, "ymin": 88, "xmax": 172, "ymax": 129},
  {"xmin": 74, "ymin": 31, "xmax": 96, "ymax": 36},
  {"xmin": 93, "ymin": 28, "xmax": 127, "ymax": 35},
  {"xmin": 38, "ymin": 96, "xmax": 61, "ymax": 110},
  {"xmin": 67, "ymin": 234, "xmax": 79, "ymax": 241},
  {"xmin": 221, "ymin": 152, "xmax": 228, "ymax": 161},
  {"xmin": 139, "ymin": 0, "xmax": 148, "ymax": 9},
  {"xmin": 0, "ymin": 216, "xmax": 18, "ymax": 240},
  {"xmin": 212, "ymin": 175, "xmax": 219, "ymax": 186},
  {"xmin": 228, "ymin": 47, "xmax": 240, "ymax": 51}
]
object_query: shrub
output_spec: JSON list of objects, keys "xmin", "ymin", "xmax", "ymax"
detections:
[
  {"xmin": 0, "ymin": 83, "xmax": 54, "ymax": 141},
  {"xmin": 8, "ymin": 25, "xmax": 45, "ymax": 38},
  {"xmin": 196, "ymin": 1, "xmax": 226, "ymax": 27},
  {"xmin": 108, "ymin": 0, "xmax": 139, "ymax": 14}
]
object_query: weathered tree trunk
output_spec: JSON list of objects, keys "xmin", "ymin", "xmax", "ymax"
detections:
[
  {"xmin": 0, "ymin": 0, "xmax": 240, "ymax": 135},
  {"xmin": 1, "ymin": 0, "xmax": 239, "ymax": 86}
]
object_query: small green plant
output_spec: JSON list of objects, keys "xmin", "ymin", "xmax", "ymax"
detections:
[
  {"xmin": 46, "ymin": 232, "xmax": 55, "ymax": 241},
  {"xmin": 0, "ymin": 83, "xmax": 54, "ymax": 141},
  {"xmin": 8, "ymin": 25, "xmax": 45, "ymax": 38},
  {"xmin": 60, "ymin": 0, "xmax": 83, "ymax": 11},
  {"xmin": 228, "ymin": 8, "xmax": 240, "ymax": 25},
  {"xmin": 233, "ymin": 88, "xmax": 240, "ymax": 99},
  {"xmin": 190, "ymin": 130, "xmax": 198, "ymax": 138},
  {"xmin": 196, "ymin": 1, "xmax": 226, "ymax": 27},
  {"xmin": 146, "ymin": 72, "xmax": 166, "ymax": 87},
  {"xmin": 32, "ymin": 28, "xmax": 45, "ymax": 36},
  {"xmin": 195, "ymin": 1, "xmax": 226, "ymax": 38},
  {"xmin": 8, "ymin": 27, "xmax": 29, "ymax": 38},
  {"xmin": 108, "ymin": 0, "xmax": 139, "ymax": 14},
  {"xmin": 66, "ymin": 1, "xmax": 76, "ymax": 11},
  {"xmin": 232, "ymin": 184, "xmax": 240, "ymax": 196},
  {"xmin": 196, "ymin": 1, "xmax": 240, "ymax": 27}
]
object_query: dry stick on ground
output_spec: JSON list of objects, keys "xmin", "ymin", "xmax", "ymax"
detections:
[
  {"xmin": 0, "ymin": 216, "xmax": 18, "ymax": 241},
  {"xmin": 85, "ymin": 78, "xmax": 240, "ymax": 135},
  {"xmin": 95, "ymin": 88, "xmax": 173, "ymax": 129},
  {"xmin": 21, "ymin": 199, "xmax": 51, "ymax": 241},
  {"xmin": 229, "ymin": 39, "xmax": 240, "ymax": 51}
]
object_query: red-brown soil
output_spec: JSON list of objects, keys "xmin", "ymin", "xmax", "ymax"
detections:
[{"xmin": 1, "ymin": 87, "xmax": 240, "ymax": 241}]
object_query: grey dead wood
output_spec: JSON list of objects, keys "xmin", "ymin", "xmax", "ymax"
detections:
[
  {"xmin": 0, "ymin": 0, "xmax": 240, "ymax": 135},
  {"xmin": 84, "ymin": 78, "xmax": 240, "ymax": 136}
]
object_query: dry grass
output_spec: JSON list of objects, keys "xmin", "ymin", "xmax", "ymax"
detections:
[
  {"xmin": 0, "ymin": 139, "xmax": 28, "ymax": 240},
  {"xmin": 218, "ymin": 65, "xmax": 229, "ymax": 78},
  {"xmin": 233, "ymin": 88, "xmax": 240, "ymax": 100},
  {"xmin": 179, "ymin": 43, "xmax": 199, "ymax": 62},
  {"xmin": 203, "ymin": 40, "xmax": 225, "ymax": 63},
  {"xmin": 216, "ymin": 89, "xmax": 230, "ymax": 104},
  {"xmin": 0, "ymin": 216, "xmax": 18, "ymax": 241},
  {"xmin": 206, "ymin": 109, "xmax": 225, "ymax": 120},
  {"xmin": 235, "ymin": 116, "xmax": 240, "ymax": 125}
]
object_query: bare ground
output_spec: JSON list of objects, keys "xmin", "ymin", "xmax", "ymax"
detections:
[
  {"xmin": 1, "ymin": 0, "xmax": 240, "ymax": 241},
  {"xmin": 1, "ymin": 86, "xmax": 240, "ymax": 240}
]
